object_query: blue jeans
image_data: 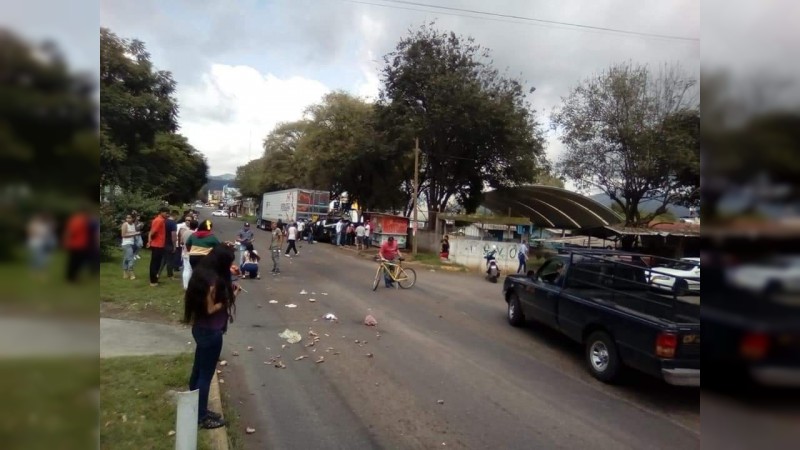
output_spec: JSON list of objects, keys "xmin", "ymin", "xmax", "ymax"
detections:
[
  {"xmin": 189, "ymin": 326, "xmax": 224, "ymax": 421},
  {"xmin": 241, "ymin": 262, "xmax": 258, "ymax": 278},
  {"xmin": 384, "ymin": 259, "xmax": 398, "ymax": 286},
  {"xmin": 517, "ymin": 255, "xmax": 527, "ymax": 274},
  {"xmin": 336, "ymin": 232, "xmax": 343, "ymax": 246},
  {"xmin": 122, "ymin": 244, "xmax": 135, "ymax": 271}
]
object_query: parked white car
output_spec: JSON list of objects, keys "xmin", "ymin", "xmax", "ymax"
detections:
[
  {"xmin": 726, "ymin": 255, "xmax": 800, "ymax": 294},
  {"xmin": 211, "ymin": 210, "xmax": 227, "ymax": 217},
  {"xmin": 647, "ymin": 257, "xmax": 700, "ymax": 294}
]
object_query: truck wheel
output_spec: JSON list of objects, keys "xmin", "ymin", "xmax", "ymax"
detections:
[
  {"xmin": 585, "ymin": 331, "xmax": 622, "ymax": 383},
  {"xmin": 507, "ymin": 294, "xmax": 524, "ymax": 327}
]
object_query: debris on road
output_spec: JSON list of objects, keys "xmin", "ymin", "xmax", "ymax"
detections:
[
  {"xmin": 246, "ymin": 427, "xmax": 256, "ymax": 434},
  {"xmin": 232, "ymin": 351, "xmax": 240, "ymax": 356},
  {"xmin": 304, "ymin": 340, "xmax": 315, "ymax": 348},
  {"xmin": 168, "ymin": 430, "xmax": 176, "ymax": 437},
  {"xmin": 315, "ymin": 357, "xmax": 325, "ymax": 363},
  {"xmin": 300, "ymin": 289, "xmax": 308, "ymax": 295},
  {"xmin": 437, "ymin": 400, "xmax": 445, "ymax": 405},
  {"xmin": 309, "ymin": 330, "xmax": 319, "ymax": 337},
  {"xmin": 324, "ymin": 313, "xmax": 338, "ymax": 321},
  {"xmin": 309, "ymin": 298, "xmax": 316, "ymax": 302},
  {"xmin": 321, "ymin": 292, "xmax": 328, "ymax": 295},
  {"xmin": 285, "ymin": 303, "xmax": 298, "ymax": 308},
  {"xmin": 247, "ymin": 346, "xmax": 254, "ymax": 351},
  {"xmin": 269, "ymin": 300, "xmax": 278, "ymax": 304},
  {"xmin": 295, "ymin": 355, "xmax": 308, "ymax": 361},
  {"xmin": 278, "ymin": 329, "xmax": 302, "ymax": 344},
  {"xmin": 366, "ymin": 353, "xmax": 374, "ymax": 358},
  {"xmin": 217, "ymin": 369, "xmax": 222, "ymax": 374},
  {"xmin": 364, "ymin": 315, "xmax": 378, "ymax": 326},
  {"xmin": 354, "ymin": 339, "xmax": 360, "ymax": 344},
  {"xmin": 219, "ymin": 360, "xmax": 228, "ymax": 367},
  {"xmin": 219, "ymin": 379, "xmax": 225, "ymax": 384}
]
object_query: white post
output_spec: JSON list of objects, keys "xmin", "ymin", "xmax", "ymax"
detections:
[{"xmin": 175, "ymin": 389, "xmax": 199, "ymax": 450}]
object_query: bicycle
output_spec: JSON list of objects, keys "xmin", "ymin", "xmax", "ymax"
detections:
[{"xmin": 372, "ymin": 257, "xmax": 417, "ymax": 290}]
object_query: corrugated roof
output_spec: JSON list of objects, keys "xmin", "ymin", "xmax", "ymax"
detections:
[{"xmin": 482, "ymin": 186, "xmax": 623, "ymax": 229}]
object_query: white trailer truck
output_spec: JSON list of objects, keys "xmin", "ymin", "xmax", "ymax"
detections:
[{"xmin": 256, "ymin": 188, "xmax": 330, "ymax": 230}]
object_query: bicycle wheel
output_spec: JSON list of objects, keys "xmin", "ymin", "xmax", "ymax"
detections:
[
  {"xmin": 397, "ymin": 267, "xmax": 417, "ymax": 289},
  {"xmin": 372, "ymin": 266, "xmax": 382, "ymax": 291}
]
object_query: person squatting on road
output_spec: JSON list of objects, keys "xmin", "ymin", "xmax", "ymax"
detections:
[
  {"xmin": 241, "ymin": 242, "xmax": 261, "ymax": 279},
  {"xmin": 379, "ymin": 236, "xmax": 403, "ymax": 288},
  {"xmin": 183, "ymin": 244, "xmax": 242, "ymax": 430},
  {"xmin": 236, "ymin": 222, "xmax": 255, "ymax": 266}
]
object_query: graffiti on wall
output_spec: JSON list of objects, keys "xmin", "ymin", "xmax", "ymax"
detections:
[{"xmin": 452, "ymin": 239, "xmax": 520, "ymax": 260}]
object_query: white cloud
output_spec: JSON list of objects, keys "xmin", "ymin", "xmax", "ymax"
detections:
[
  {"xmin": 354, "ymin": 14, "xmax": 385, "ymax": 102},
  {"xmin": 177, "ymin": 64, "xmax": 330, "ymax": 175}
]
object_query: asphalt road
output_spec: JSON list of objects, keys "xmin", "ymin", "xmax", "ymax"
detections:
[{"xmin": 207, "ymin": 214, "xmax": 699, "ymax": 449}]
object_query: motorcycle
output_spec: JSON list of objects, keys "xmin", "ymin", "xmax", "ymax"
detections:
[{"xmin": 485, "ymin": 250, "xmax": 500, "ymax": 283}]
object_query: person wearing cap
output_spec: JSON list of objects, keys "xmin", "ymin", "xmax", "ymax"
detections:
[
  {"xmin": 236, "ymin": 222, "xmax": 255, "ymax": 266},
  {"xmin": 186, "ymin": 220, "xmax": 222, "ymax": 269},
  {"xmin": 378, "ymin": 236, "xmax": 403, "ymax": 288}
]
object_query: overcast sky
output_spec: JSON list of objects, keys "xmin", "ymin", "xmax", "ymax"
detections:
[{"xmin": 96, "ymin": 0, "xmax": 700, "ymax": 178}]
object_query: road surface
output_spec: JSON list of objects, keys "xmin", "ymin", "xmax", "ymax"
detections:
[{"xmin": 209, "ymin": 215, "xmax": 699, "ymax": 449}]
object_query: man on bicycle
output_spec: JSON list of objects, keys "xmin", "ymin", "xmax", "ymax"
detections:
[{"xmin": 379, "ymin": 236, "xmax": 402, "ymax": 288}]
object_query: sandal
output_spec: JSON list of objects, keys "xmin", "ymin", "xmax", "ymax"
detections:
[{"xmin": 199, "ymin": 416, "xmax": 226, "ymax": 429}]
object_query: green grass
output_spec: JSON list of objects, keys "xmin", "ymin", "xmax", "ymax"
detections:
[
  {"xmin": 100, "ymin": 354, "xmax": 213, "ymax": 450},
  {"xmin": 0, "ymin": 357, "xmax": 98, "ymax": 450},
  {"xmin": 0, "ymin": 249, "xmax": 98, "ymax": 317},
  {"xmin": 100, "ymin": 250, "xmax": 185, "ymax": 322},
  {"xmin": 410, "ymin": 251, "xmax": 467, "ymax": 271}
]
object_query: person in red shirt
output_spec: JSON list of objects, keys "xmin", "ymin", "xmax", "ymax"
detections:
[
  {"xmin": 64, "ymin": 208, "xmax": 93, "ymax": 282},
  {"xmin": 147, "ymin": 207, "xmax": 170, "ymax": 286},
  {"xmin": 378, "ymin": 236, "xmax": 403, "ymax": 288}
]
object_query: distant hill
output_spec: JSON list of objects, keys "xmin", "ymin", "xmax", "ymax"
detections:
[
  {"xmin": 209, "ymin": 173, "xmax": 236, "ymax": 181},
  {"xmin": 589, "ymin": 193, "xmax": 691, "ymax": 217}
]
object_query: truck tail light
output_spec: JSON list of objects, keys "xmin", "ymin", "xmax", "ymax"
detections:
[
  {"xmin": 740, "ymin": 332, "xmax": 770, "ymax": 361},
  {"xmin": 656, "ymin": 332, "xmax": 678, "ymax": 358}
]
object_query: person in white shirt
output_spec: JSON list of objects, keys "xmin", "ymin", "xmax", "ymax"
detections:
[
  {"xmin": 335, "ymin": 219, "xmax": 344, "ymax": 247},
  {"xmin": 285, "ymin": 223, "xmax": 299, "ymax": 256},
  {"xmin": 517, "ymin": 239, "xmax": 529, "ymax": 274},
  {"xmin": 297, "ymin": 220, "xmax": 306, "ymax": 243},
  {"xmin": 355, "ymin": 223, "xmax": 366, "ymax": 250},
  {"xmin": 241, "ymin": 242, "xmax": 261, "ymax": 279},
  {"xmin": 120, "ymin": 214, "xmax": 140, "ymax": 279},
  {"xmin": 364, "ymin": 221, "xmax": 372, "ymax": 248}
]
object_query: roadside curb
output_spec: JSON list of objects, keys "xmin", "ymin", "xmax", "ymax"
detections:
[{"xmin": 207, "ymin": 372, "xmax": 230, "ymax": 450}]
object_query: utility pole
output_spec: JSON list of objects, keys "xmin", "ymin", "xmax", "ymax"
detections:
[{"xmin": 412, "ymin": 138, "xmax": 420, "ymax": 256}]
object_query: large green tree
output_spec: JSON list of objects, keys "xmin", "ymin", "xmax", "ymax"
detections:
[
  {"xmin": 378, "ymin": 24, "xmax": 547, "ymax": 227},
  {"xmin": 100, "ymin": 28, "xmax": 206, "ymax": 202},
  {"xmin": 552, "ymin": 62, "xmax": 700, "ymax": 228},
  {"xmin": 0, "ymin": 31, "xmax": 99, "ymax": 259},
  {"xmin": 297, "ymin": 91, "xmax": 408, "ymax": 212}
]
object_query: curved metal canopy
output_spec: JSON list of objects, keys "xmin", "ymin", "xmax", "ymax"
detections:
[{"xmin": 482, "ymin": 185, "xmax": 623, "ymax": 230}]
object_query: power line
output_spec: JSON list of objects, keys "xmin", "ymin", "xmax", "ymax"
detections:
[{"xmin": 333, "ymin": 0, "xmax": 699, "ymax": 42}]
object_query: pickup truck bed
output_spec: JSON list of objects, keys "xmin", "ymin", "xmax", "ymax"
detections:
[{"xmin": 503, "ymin": 251, "xmax": 700, "ymax": 386}]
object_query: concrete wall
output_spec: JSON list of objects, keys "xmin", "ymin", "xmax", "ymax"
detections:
[{"xmin": 447, "ymin": 238, "xmax": 525, "ymax": 273}]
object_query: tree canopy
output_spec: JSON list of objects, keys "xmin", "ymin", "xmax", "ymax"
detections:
[
  {"xmin": 552, "ymin": 62, "xmax": 699, "ymax": 228},
  {"xmin": 377, "ymin": 24, "xmax": 547, "ymax": 226},
  {"xmin": 100, "ymin": 28, "xmax": 207, "ymax": 203}
]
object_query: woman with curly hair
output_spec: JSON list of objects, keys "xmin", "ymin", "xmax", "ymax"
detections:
[{"xmin": 183, "ymin": 244, "xmax": 241, "ymax": 429}]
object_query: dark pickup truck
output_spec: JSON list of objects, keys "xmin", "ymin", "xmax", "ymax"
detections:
[{"xmin": 503, "ymin": 250, "xmax": 700, "ymax": 386}]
